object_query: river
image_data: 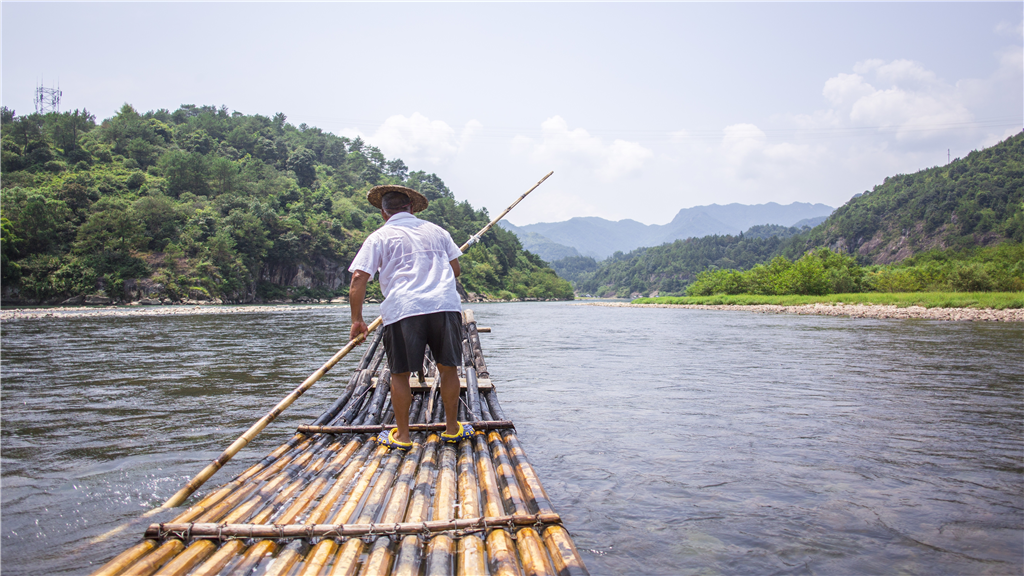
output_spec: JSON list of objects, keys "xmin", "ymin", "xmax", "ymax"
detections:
[{"xmin": 2, "ymin": 302, "xmax": 1022, "ymax": 575}]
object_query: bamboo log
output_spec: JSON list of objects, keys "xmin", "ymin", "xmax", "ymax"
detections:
[
  {"xmin": 296, "ymin": 442, "xmax": 389, "ymax": 576},
  {"xmin": 504, "ymin": 432, "xmax": 590, "ymax": 576},
  {"xmin": 391, "ymin": 433, "xmax": 440, "ymax": 576},
  {"xmin": 463, "ymin": 311, "xmax": 490, "ymax": 378},
  {"xmin": 164, "ymin": 436, "xmax": 352, "ymax": 576},
  {"xmin": 262, "ymin": 539, "xmax": 310, "ymax": 576},
  {"xmin": 456, "ymin": 438, "xmax": 487, "ymax": 576},
  {"xmin": 359, "ymin": 433, "xmax": 428, "ymax": 576},
  {"xmin": 186, "ymin": 540, "xmax": 247, "ymax": 576},
  {"xmin": 117, "ymin": 540, "xmax": 185, "ymax": 576},
  {"xmin": 298, "ymin": 420, "xmax": 514, "ymax": 435},
  {"xmin": 471, "ymin": 432, "xmax": 522, "ymax": 576},
  {"xmin": 328, "ymin": 447, "xmax": 409, "ymax": 576},
  {"xmin": 487, "ymin": 431, "xmax": 555, "ymax": 576},
  {"xmin": 423, "ymin": 443, "xmax": 458, "ymax": 576},
  {"xmin": 89, "ymin": 540, "xmax": 158, "ymax": 576},
  {"xmin": 150, "ymin": 539, "xmax": 215, "ymax": 576},
  {"xmin": 224, "ymin": 538, "xmax": 276, "ymax": 576},
  {"xmin": 161, "ymin": 316, "xmax": 384, "ymax": 509}
]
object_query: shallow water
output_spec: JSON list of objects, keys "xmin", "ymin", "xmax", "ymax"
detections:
[{"xmin": 2, "ymin": 302, "xmax": 1022, "ymax": 575}]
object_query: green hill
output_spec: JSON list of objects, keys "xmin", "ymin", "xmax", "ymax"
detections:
[
  {"xmin": 785, "ymin": 132, "xmax": 1024, "ymax": 263},
  {"xmin": 0, "ymin": 104, "xmax": 573, "ymax": 304}
]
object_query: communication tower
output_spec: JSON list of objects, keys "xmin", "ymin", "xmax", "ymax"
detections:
[{"xmin": 34, "ymin": 82, "xmax": 62, "ymax": 114}]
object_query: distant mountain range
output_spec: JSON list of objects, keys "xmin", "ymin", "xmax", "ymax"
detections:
[{"xmin": 502, "ymin": 202, "xmax": 834, "ymax": 261}]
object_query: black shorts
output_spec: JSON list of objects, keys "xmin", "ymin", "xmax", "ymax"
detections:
[{"xmin": 382, "ymin": 311, "xmax": 463, "ymax": 374}]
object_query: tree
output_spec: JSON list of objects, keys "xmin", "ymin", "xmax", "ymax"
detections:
[{"xmin": 160, "ymin": 150, "xmax": 210, "ymax": 197}]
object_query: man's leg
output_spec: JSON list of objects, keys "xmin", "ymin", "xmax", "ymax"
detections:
[
  {"xmin": 437, "ymin": 364, "xmax": 461, "ymax": 436},
  {"xmin": 390, "ymin": 372, "xmax": 413, "ymax": 443}
]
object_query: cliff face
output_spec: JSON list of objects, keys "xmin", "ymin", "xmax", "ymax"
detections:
[{"xmin": 261, "ymin": 256, "xmax": 350, "ymax": 293}]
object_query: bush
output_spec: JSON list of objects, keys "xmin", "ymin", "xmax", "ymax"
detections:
[{"xmin": 946, "ymin": 262, "xmax": 994, "ymax": 292}]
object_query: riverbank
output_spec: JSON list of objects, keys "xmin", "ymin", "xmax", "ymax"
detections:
[
  {"xmin": 634, "ymin": 291, "xmax": 1024, "ymax": 309},
  {"xmin": 582, "ymin": 301, "xmax": 1024, "ymax": 321},
  {"xmin": 0, "ymin": 303, "xmax": 342, "ymax": 322}
]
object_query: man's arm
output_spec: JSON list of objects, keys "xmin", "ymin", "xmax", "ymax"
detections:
[
  {"xmin": 449, "ymin": 258, "xmax": 461, "ymax": 278},
  {"xmin": 349, "ymin": 270, "xmax": 371, "ymax": 341}
]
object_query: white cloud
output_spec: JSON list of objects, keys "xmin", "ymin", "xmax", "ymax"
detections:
[
  {"xmin": 719, "ymin": 123, "xmax": 820, "ymax": 181},
  {"xmin": 511, "ymin": 116, "xmax": 654, "ymax": 181},
  {"xmin": 995, "ymin": 19, "xmax": 1023, "ymax": 38},
  {"xmin": 824, "ymin": 59, "xmax": 974, "ymax": 140},
  {"xmin": 341, "ymin": 113, "xmax": 482, "ymax": 166},
  {"xmin": 822, "ymin": 73, "xmax": 873, "ymax": 106},
  {"xmin": 459, "ymin": 120, "xmax": 483, "ymax": 151}
]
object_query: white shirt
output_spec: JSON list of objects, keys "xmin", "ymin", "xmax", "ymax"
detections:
[{"xmin": 349, "ymin": 212, "xmax": 463, "ymax": 325}]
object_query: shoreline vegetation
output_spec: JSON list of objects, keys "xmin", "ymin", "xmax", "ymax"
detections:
[{"xmin": 582, "ymin": 291, "xmax": 1024, "ymax": 322}]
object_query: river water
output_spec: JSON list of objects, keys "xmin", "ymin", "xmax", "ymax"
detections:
[{"xmin": 2, "ymin": 302, "xmax": 1022, "ymax": 575}]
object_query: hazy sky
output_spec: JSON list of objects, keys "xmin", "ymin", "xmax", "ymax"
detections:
[{"xmin": 3, "ymin": 2, "xmax": 1022, "ymax": 225}]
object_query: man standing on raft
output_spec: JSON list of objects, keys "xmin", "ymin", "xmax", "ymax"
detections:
[{"xmin": 348, "ymin": 185, "xmax": 475, "ymax": 451}]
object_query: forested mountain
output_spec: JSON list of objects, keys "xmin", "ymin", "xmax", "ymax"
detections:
[
  {"xmin": 0, "ymin": 104, "xmax": 573, "ymax": 304},
  {"xmin": 567, "ymin": 132, "xmax": 1024, "ymax": 298},
  {"xmin": 783, "ymin": 132, "xmax": 1024, "ymax": 264},
  {"xmin": 507, "ymin": 201, "xmax": 833, "ymax": 259},
  {"xmin": 569, "ymin": 228, "xmax": 801, "ymax": 297}
]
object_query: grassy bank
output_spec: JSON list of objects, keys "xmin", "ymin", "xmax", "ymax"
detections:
[{"xmin": 633, "ymin": 292, "xmax": 1024, "ymax": 310}]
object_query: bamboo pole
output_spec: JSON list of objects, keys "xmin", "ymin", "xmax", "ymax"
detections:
[
  {"xmin": 116, "ymin": 541, "xmax": 185, "ymax": 576},
  {"xmin": 458, "ymin": 171, "xmax": 553, "ymax": 253},
  {"xmin": 160, "ymin": 315, "xmax": 384, "ymax": 509}
]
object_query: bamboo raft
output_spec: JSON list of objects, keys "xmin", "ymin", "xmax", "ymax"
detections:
[{"xmin": 91, "ymin": 309, "xmax": 588, "ymax": 576}]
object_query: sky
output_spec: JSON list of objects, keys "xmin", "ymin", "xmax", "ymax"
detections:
[{"xmin": 3, "ymin": 2, "xmax": 1022, "ymax": 226}]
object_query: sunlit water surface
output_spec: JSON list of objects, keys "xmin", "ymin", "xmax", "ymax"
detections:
[{"xmin": 2, "ymin": 302, "xmax": 1022, "ymax": 575}]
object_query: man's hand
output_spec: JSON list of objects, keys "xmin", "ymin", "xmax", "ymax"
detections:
[
  {"xmin": 350, "ymin": 320, "xmax": 368, "ymax": 342},
  {"xmin": 349, "ymin": 270, "xmax": 371, "ymax": 342}
]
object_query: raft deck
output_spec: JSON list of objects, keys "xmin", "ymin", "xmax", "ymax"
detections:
[{"xmin": 92, "ymin": 310, "xmax": 588, "ymax": 576}]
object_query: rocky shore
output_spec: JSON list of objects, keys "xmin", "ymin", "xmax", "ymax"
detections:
[
  {"xmin": 0, "ymin": 303, "xmax": 342, "ymax": 322},
  {"xmin": 581, "ymin": 302, "xmax": 1024, "ymax": 322}
]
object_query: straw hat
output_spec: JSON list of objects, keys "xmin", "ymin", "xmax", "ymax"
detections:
[{"xmin": 366, "ymin": 185, "xmax": 428, "ymax": 213}]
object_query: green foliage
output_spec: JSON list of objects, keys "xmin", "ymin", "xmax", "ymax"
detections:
[
  {"xmin": 685, "ymin": 244, "xmax": 1022, "ymax": 297},
  {"xmin": 687, "ymin": 248, "xmax": 866, "ymax": 296},
  {"xmin": 1, "ymin": 104, "xmax": 569, "ymax": 303},
  {"xmin": 549, "ymin": 255, "xmax": 598, "ymax": 284},
  {"xmin": 1, "ymin": 216, "xmax": 22, "ymax": 284},
  {"xmin": 575, "ymin": 233, "xmax": 786, "ymax": 297},
  {"xmin": 864, "ymin": 243, "xmax": 1024, "ymax": 292},
  {"xmin": 785, "ymin": 132, "xmax": 1024, "ymax": 263}
]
